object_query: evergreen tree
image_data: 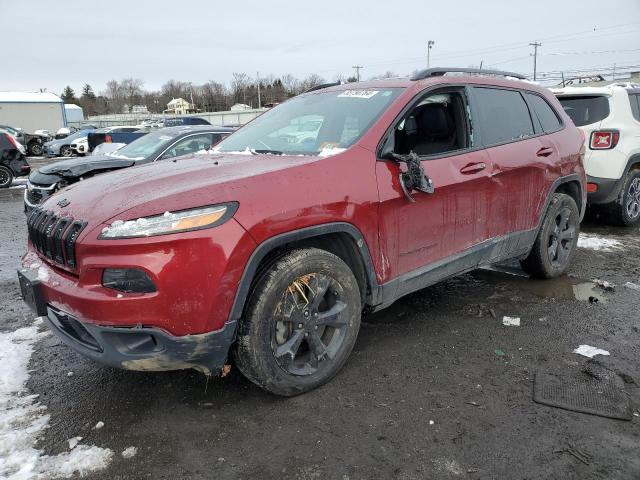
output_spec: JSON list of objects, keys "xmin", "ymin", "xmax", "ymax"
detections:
[
  {"xmin": 61, "ymin": 86, "xmax": 76, "ymax": 103},
  {"xmin": 81, "ymin": 84, "xmax": 95, "ymax": 99}
]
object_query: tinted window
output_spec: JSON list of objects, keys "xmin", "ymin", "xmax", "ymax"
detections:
[
  {"xmin": 556, "ymin": 95, "xmax": 610, "ymax": 127},
  {"xmin": 473, "ymin": 88, "xmax": 534, "ymax": 145},
  {"xmin": 525, "ymin": 93, "xmax": 562, "ymax": 132},
  {"xmin": 629, "ymin": 94, "xmax": 640, "ymax": 122}
]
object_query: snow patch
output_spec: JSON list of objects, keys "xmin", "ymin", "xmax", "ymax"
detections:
[
  {"xmin": 502, "ymin": 316, "xmax": 520, "ymax": 327},
  {"xmin": 121, "ymin": 446, "xmax": 137, "ymax": 459},
  {"xmin": 577, "ymin": 234, "xmax": 622, "ymax": 251},
  {"xmin": 573, "ymin": 344, "xmax": 610, "ymax": 358},
  {"xmin": 36, "ymin": 266, "xmax": 49, "ymax": 282},
  {"xmin": 0, "ymin": 325, "xmax": 113, "ymax": 479},
  {"xmin": 318, "ymin": 146, "xmax": 347, "ymax": 157}
]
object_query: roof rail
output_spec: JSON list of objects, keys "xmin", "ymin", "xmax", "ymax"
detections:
[
  {"xmin": 304, "ymin": 82, "xmax": 342, "ymax": 93},
  {"xmin": 411, "ymin": 67, "xmax": 527, "ymax": 81}
]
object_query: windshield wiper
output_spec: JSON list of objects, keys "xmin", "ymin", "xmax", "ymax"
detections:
[{"xmin": 252, "ymin": 149, "xmax": 284, "ymax": 155}]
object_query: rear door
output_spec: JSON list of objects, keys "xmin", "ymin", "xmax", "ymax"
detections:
[{"xmin": 470, "ymin": 86, "xmax": 552, "ymax": 237}]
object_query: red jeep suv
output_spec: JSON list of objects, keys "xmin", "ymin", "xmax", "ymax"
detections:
[{"xmin": 19, "ymin": 68, "xmax": 586, "ymax": 396}]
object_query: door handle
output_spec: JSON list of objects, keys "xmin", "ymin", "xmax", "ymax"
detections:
[
  {"xmin": 459, "ymin": 162, "xmax": 486, "ymax": 174},
  {"xmin": 536, "ymin": 147, "xmax": 554, "ymax": 157}
]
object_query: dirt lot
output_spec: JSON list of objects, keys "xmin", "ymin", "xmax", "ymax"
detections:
[{"xmin": 1, "ymin": 171, "xmax": 639, "ymax": 479}]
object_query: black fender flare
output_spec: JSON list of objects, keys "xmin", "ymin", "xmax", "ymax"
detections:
[
  {"xmin": 536, "ymin": 173, "xmax": 586, "ymax": 231},
  {"xmin": 227, "ymin": 222, "xmax": 380, "ymax": 325}
]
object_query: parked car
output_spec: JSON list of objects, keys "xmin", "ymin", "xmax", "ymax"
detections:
[
  {"xmin": 72, "ymin": 126, "xmax": 141, "ymax": 155},
  {"xmin": 0, "ymin": 131, "xmax": 30, "ymax": 187},
  {"xmin": 163, "ymin": 117, "xmax": 211, "ymax": 126},
  {"xmin": 91, "ymin": 142, "xmax": 126, "ymax": 156},
  {"xmin": 25, "ymin": 126, "xmax": 234, "ymax": 211},
  {"xmin": 19, "ymin": 68, "xmax": 585, "ymax": 396},
  {"xmin": 86, "ymin": 126, "xmax": 146, "ymax": 153},
  {"xmin": 43, "ymin": 129, "xmax": 94, "ymax": 157},
  {"xmin": 553, "ymin": 84, "xmax": 640, "ymax": 226},
  {"xmin": 0, "ymin": 124, "xmax": 51, "ymax": 156}
]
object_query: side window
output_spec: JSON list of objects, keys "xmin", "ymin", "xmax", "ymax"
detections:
[
  {"xmin": 473, "ymin": 87, "xmax": 535, "ymax": 145},
  {"xmin": 629, "ymin": 94, "xmax": 640, "ymax": 122},
  {"xmin": 159, "ymin": 134, "xmax": 215, "ymax": 159},
  {"xmin": 525, "ymin": 93, "xmax": 562, "ymax": 133},
  {"xmin": 392, "ymin": 90, "xmax": 470, "ymax": 157}
]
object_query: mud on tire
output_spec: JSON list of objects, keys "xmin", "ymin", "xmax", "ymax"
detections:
[
  {"xmin": 521, "ymin": 193, "xmax": 580, "ymax": 279},
  {"xmin": 234, "ymin": 248, "xmax": 362, "ymax": 396}
]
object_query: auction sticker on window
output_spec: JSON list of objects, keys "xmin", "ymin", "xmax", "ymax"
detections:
[{"xmin": 337, "ymin": 90, "xmax": 379, "ymax": 99}]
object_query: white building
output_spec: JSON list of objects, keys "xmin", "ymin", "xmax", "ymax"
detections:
[
  {"xmin": 165, "ymin": 98, "xmax": 194, "ymax": 115},
  {"xmin": 64, "ymin": 104, "xmax": 84, "ymax": 122},
  {"xmin": 0, "ymin": 92, "xmax": 66, "ymax": 132}
]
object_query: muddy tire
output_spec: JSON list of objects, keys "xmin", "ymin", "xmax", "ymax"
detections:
[
  {"xmin": 521, "ymin": 193, "xmax": 580, "ymax": 279},
  {"xmin": 234, "ymin": 248, "xmax": 362, "ymax": 396},
  {"xmin": 0, "ymin": 166, "xmax": 13, "ymax": 188},
  {"xmin": 601, "ymin": 170, "xmax": 640, "ymax": 227}
]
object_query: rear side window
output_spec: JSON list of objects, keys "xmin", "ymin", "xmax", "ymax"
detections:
[
  {"xmin": 556, "ymin": 95, "xmax": 609, "ymax": 127},
  {"xmin": 473, "ymin": 87, "xmax": 534, "ymax": 145},
  {"xmin": 629, "ymin": 94, "xmax": 640, "ymax": 122},
  {"xmin": 525, "ymin": 93, "xmax": 562, "ymax": 132}
]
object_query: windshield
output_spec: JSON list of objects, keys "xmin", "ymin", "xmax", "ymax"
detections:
[
  {"xmin": 216, "ymin": 88, "xmax": 404, "ymax": 156},
  {"xmin": 63, "ymin": 130, "xmax": 90, "ymax": 142},
  {"xmin": 557, "ymin": 95, "xmax": 610, "ymax": 127},
  {"xmin": 108, "ymin": 130, "xmax": 176, "ymax": 160}
]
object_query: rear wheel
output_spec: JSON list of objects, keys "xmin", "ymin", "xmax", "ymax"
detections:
[
  {"xmin": 602, "ymin": 170, "xmax": 640, "ymax": 227},
  {"xmin": 234, "ymin": 248, "xmax": 362, "ymax": 396},
  {"xmin": 59, "ymin": 145, "xmax": 72, "ymax": 157},
  {"xmin": 0, "ymin": 166, "xmax": 13, "ymax": 188},
  {"xmin": 521, "ymin": 193, "xmax": 580, "ymax": 279}
]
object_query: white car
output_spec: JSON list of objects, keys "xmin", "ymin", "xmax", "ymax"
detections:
[
  {"xmin": 70, "ymin": 136, "xmax": 89, "ymax": 155},
  {"xmin": 553, "ymin": 84, "xmax": 640, "ymax": 226}
]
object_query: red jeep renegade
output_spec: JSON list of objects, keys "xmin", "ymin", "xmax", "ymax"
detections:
[{"xmin": 19, "ymin": 68, "xmax": 586, "ymax": 396}]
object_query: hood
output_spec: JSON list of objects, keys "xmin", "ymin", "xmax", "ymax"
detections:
[
  {"xmin": 35, "ymin": 154, "xmax": 135, "ymax": 179},
  {"xmin": 38, "ymin": 152, "xmax": 329, "ymax": 227}
]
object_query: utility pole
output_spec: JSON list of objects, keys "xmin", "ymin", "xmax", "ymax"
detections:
[
  {"xmin": 256, "ymin": 71, "xmax": 261, "ymax": 109},
  {"xmin": 352, "ymin": 65, "xmax": 363, "ymax": 82},
  {"xmin": 427, "ymin": 40, "xmax": 435, "ymax": 68},
  {"xmin": 529, "ymin": 41, "xmax": 542, "ymax": 81}
]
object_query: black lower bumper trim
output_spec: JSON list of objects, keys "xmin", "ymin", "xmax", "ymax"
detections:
[
  {"xmin": 45, "ymin": 306, "xmax": 237, "ymax": 374},
  {"xmin": 587, "ymin": 175, "xmax": 622, "ymax": 204}
]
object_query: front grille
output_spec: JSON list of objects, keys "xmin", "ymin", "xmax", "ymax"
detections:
[{"xmin": 27, "ymin": 207, "xmax": 86, "ymax": 268}]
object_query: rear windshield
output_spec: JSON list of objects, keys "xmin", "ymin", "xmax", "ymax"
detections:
[
  {"xmin": 556, "ymin": 95, "xmax": 610, "ymax": 127},
  {"xmin": 216, "ymin": 88, "xmax": 404, "ymax": 156}
]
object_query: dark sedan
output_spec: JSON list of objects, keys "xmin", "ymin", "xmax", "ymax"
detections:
[
  {"xmin": 25, "ymin": 125, "xmax": 234, "ymax": 211},
  {"xmin": 0, "ymin": 132, "xmax": 30, "ymax": 187}
]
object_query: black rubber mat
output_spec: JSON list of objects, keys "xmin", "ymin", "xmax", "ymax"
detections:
[{"xmin": 533, "ymin": 372, "xmax": 632, "ymax": 420}]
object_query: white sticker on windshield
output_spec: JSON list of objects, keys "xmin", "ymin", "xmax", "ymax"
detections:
[
  {"xmin": 158, "ymin": 136, "xmax": 172, "ymax": 140},
  {"xmin": 337, "ymin": 90, "xmax": 379, "ymax": 99}
]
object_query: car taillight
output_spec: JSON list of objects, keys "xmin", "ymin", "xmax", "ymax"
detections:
[
  {"xmin": 590, "ymin": 130, "xmax": 619, "ymax": 150},
  {"xmin": 105, "ymin": 134, "xmax": 112, "ymax": 143},
  {"xmin": 5, "ymin": 133, "xmax": 19, "ymax": 148}
]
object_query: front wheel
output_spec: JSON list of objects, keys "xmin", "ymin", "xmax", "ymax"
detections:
[
  {"xmin": 0, "ymin": 166, "xmax": 13, "ymax": 188},
  {"xmin": 59, "ymin": 145, "xmax": 72, "ymax": 157},
  {"xmin": 234, "ymin": 248, "xmax": 362, "ymax": 396},
  {"xmin": 521, "ymin": 193, "xmax": 580, "ymax": 279},
  {"xmin": 28, "ymin": 141, "xmax": 43, "ymax": 156}
]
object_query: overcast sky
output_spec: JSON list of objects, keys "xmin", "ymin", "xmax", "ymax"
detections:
[{"xmin": 2, "ymin": 0, "xmax": 639, "ymax": 95}]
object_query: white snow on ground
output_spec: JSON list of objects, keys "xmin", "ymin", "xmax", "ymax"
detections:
[
  {"xmin": 577, "ymin": 233, "xmax": 622, "ymax": 251},
  {"xmin": 573, "ymin": 344, "xmax": 610, "ymax": 358},
  {"xmin": 0, "ymin": 324, "xmax": 113, "ymax": 479}
]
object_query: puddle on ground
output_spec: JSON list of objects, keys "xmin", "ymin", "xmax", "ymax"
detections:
[{"xmin": 477, "ymin": 266, "xmax": 607, "ymax": 303}]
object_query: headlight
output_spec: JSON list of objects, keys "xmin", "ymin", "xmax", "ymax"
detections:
[{"xmin": 99, "ymin": 203, "xmax": 237, "ymax": 239}]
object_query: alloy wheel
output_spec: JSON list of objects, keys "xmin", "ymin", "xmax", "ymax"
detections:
[
  {"xmin": 272, "ymin": 272, "xmax": 349, "ymax": 376},
  {"xmin": 0, "ymin": 168, "xmax": 11, "ymax": 187},
  {"xmin": 30, "ymin": 143, "xmax": 43, "ymax": 156},
  {"xmin": 626, "ymin": 177, "xmax": 640, "ymax": 220},
  {"xmin": 547, "ymin": 206, "xmax": 575, "ymax": 267},
  {"xmin": 60, "ymin": 146, "xmax": 71, "ymax": 157}
]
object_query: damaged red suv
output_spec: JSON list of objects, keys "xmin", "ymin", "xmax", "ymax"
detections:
[{"xmin": 19, "ymin": 68, "xmax": 586, "ymax": 396}]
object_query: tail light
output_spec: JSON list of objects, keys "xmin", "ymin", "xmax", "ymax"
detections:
[
  {"xmin": 590, "ymin": 130, "xmax": 619, "ymax": 150},
  {"xmin": 105, "ymin": 134, "xmax": 112, "ymax": 143}
]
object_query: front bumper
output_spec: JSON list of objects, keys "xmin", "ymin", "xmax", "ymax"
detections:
[
  {"xmin": 586, "ymin": 175, "xmax": 622, "ymax": 204},
  {"xmin": 18, "ymin": 267, "xmax": 236, "ymax": 373}
]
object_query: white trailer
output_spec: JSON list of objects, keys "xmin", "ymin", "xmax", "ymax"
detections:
[
  {"xmin": 64, "ymin": 104, "xmax": 84, "ymax": 123},
  {"xmin": 0, "ymin": 92, "xmax": 66, "ymax": 133}
]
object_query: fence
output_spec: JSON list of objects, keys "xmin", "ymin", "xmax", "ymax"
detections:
[{"xmin": 69, "ymin": 108, "xmax": 267, "ymax": 129}]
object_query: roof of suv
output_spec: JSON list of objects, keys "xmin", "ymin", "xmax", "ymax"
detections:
[{"xmin": 552, "ymin": 84, "xmax": 640, "ymax": 96}]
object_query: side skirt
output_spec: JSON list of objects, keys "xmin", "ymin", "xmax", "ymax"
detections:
[{"xmin": 373, "ymin": 229, "xmax": 536, "ymax": 311}]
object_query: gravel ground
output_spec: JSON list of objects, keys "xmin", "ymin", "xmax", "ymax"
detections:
[{"xmin": 1, "ymin": 175, "xmax": 639, "ymax": 480}]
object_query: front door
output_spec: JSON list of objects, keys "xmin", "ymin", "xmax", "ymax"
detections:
[{"xmin": 375, "ymin": 87, "xmax": 494, "ymax": 283}]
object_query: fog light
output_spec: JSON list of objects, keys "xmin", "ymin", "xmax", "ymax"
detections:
[{"xmin": 102, "ymin": 268, "xmax": 156, "ymax": 293}]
